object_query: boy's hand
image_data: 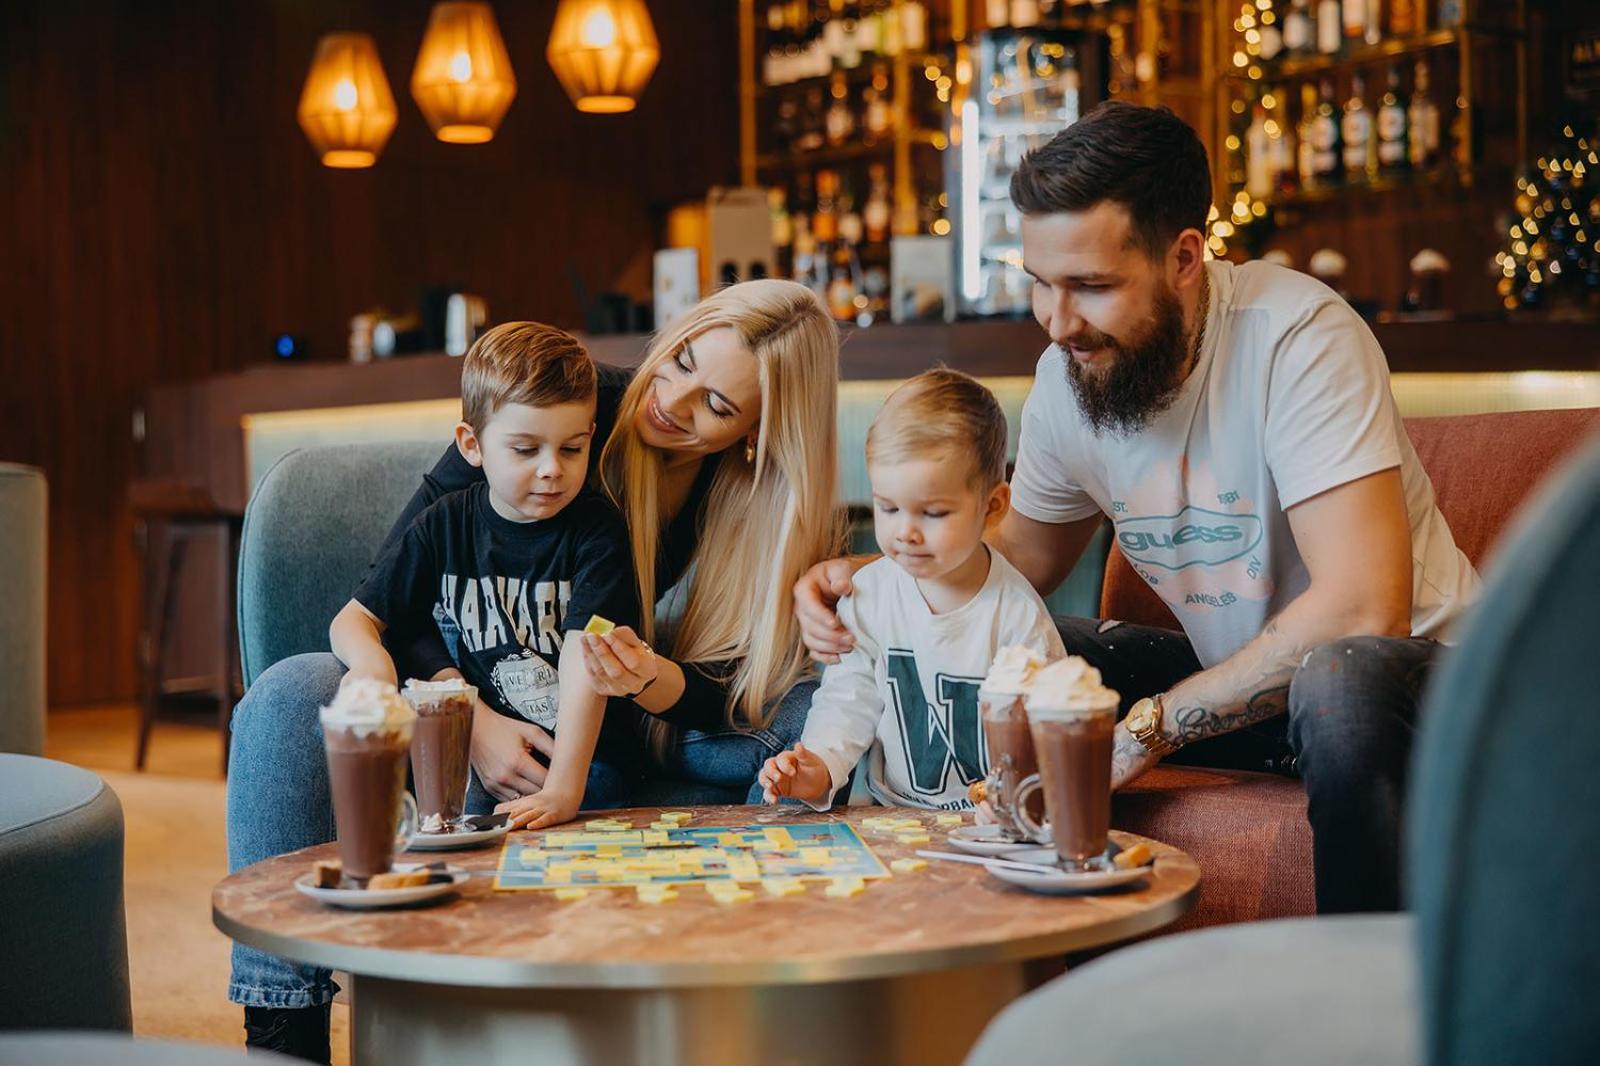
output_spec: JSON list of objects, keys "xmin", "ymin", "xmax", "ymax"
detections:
[
  {"xmin": 470, "ymin": 701, "xmax": 555, "ymax": 803},
  {"xmin": 578, "ymin": 625, "xmax": 657, "ymax": 697},
  {"xmin": 758, "ymin": 742, "xmax": 832, "ymax": 804},
  {"xmin": 495, "ymin": 787, "xmax": 581, "ymax": 831}
]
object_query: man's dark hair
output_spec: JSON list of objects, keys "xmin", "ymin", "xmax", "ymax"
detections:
[{"xmin": 1010, "ymin": 101, "xmax": 1212, "ymax": 259}]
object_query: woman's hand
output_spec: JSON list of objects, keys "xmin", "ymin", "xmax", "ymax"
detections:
[
  {"xmin": 578, "ymin": 626, "xmax": 658, "ymax": 698},
  {"xmin": 469, "ymin": 700, "xmax": 555, "ymax": 803},
  {"xmin": 793, "ymin": 556, "xmax": 869, "ymax": 664}
]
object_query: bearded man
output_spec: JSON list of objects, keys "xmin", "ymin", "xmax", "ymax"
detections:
[{"xmin": 796, "ymin": 101, "xmax": 1480, "ymax": 913}]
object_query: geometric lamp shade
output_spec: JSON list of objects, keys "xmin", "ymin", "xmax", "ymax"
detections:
[
  {"xmin": 296, "ymin": 33, "xmax": 399, "ymax": 169},
  {"xmin": 410, "ymin": 2, "xmax": 518, "ymax": 144},
  {"xmin": 546, "ymin": 0, "xmax": 660, "ymax": 114}
]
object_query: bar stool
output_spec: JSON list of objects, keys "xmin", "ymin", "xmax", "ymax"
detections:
[{"xmin": 129, "ymin": 478, "xmax": 241, "ymax": 773}]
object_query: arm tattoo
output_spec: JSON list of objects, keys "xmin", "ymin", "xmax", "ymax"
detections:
[{"xmin": 1170, "ymin": 685, "xmax": 1290, "ymax": 746}]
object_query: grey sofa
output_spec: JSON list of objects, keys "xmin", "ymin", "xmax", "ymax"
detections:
[
  {"xmin": 0, "ymin": 462, "xmax": 47, "ymax": 755},
  {"xmin": 964, "ymin": 427, "xmax": 1600, "ymax": 1066},
  {"xmin": 0, "ymin": 755, "xmax": 131, "ymax": 1031}
]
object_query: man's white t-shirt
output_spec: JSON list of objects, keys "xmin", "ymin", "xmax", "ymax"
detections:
[
  {"xmin": 1011, "ymin": 259, "xmax": 1480, "ymax": 668},
  {"xmin": 800, "ymin": 548, "xmax": 1066, "ymax": 810}
]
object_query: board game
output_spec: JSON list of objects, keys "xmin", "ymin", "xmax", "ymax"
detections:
[{"xmin": 494, "ymin": 819, "xmax": 891, "ymax": 892}]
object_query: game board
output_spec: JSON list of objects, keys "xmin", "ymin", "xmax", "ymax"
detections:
[{"xmin": 493, "ymin": 821, "xmax": 891, "ymax": 891}]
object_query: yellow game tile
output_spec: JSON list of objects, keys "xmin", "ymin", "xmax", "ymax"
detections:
[
  {"xmin": 597, "ymin": 844, "xmax": 623, "ymax": 856},
  {"xmin": 709, "ymin": 887, "xmax": 755, "ymax": 905},
  {"xmin": 636, "ymin": 886, "xmax": 678, "ymax": 904},
  {"xmin": 545, "ymin": 868, "xmax": 573, "ymax": 884},
  {"xmin": 596, "ymin": 867, "xmax": 625, "ymax": 882},
  {"xmin": 824, "ymin": 877, "xmax": 866, "ymax": 898},
  {"xmin": 553, "ymin": 887, "xmax": 589, "ymax": 901},
  {"xmin": 518, "ymin": 848, "xmax": 548, "ymax": 863},
  {"xmin": 895, "ymin": 832, "xmax": 931, "ymax": 845},
  {"xmin": 799, "ymin": 847, "xmax": 832, "ymax": 864},
  {"xmin": 891, "ymin": 858, "xmax": 928, "ymax": 874},
  {"xmin": 583, "ymin": 615, "xmax": 616, "ymax": 636},
  {"xmin": 890, "ymin": 819, "xmax": 924, "ymax": 831},
  {"xmin": 762, "ymin": 878, "xmax": 806, "ymax": 897},
  {"xmin": 934, "ymin": 814, "xmax": 964, "ymax": 827},
  {"xmin": 716, "ymin": 833, "xmax": 744, "ymax": 847}
]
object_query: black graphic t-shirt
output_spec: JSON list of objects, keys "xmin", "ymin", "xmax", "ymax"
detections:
[{"xmin": 355, "ymin": 482, "xmax": 639, "ymax": 729}]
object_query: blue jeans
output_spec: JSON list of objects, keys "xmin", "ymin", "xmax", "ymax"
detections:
[
  {"xmin": 1053, "ymin": 616, "xmax": 1438, "ymax": 914},
  {"xmin": 225, "ymin": 654, "xmax": 815, "ymax": 1008}
]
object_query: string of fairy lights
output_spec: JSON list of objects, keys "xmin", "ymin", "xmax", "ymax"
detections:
[{"xmin": 1210, "ymin": 0, "xmax": 1274, "ymax": 258}]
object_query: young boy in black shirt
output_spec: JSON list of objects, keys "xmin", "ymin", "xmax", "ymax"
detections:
[{"xmin": 330, "ymin": 322, "xmax": 638, "ymax": 830}]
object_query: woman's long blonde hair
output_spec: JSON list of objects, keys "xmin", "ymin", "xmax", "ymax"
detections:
[{"xmin": 600, "ymin": 279, "xmax": 842, "ymax": 743}]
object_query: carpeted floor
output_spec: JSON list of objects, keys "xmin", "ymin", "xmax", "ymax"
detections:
[{"xmin": 45, "ymin": 704, "xmax": 349, "ymax": 1064}]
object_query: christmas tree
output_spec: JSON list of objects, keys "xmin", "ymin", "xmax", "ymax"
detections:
[{"xmin": 1495, "ymin": 113, "xmax": 1600, "ymax": 312}]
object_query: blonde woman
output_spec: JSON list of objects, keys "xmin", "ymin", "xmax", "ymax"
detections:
[{"xmin": 227, "ymin": 280, "xmax": 842, "ymax": 1059}]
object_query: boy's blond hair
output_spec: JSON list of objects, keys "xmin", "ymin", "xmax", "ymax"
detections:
[
  {"xmin": 461, "ymin": 322, "xmax": 596, "ymax": 432},
  {"xmin": 866, "ymin": 368, "xmax": 1008, "ymax": 490}
]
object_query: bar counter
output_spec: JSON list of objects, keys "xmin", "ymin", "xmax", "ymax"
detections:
[{"xmin": 144, "ymin": 316, "xmax": 1600, "ymax": 515}]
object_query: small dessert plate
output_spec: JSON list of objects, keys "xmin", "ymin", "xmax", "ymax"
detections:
[
  {"xmin": 947, "ymin": 823, "xmax": 1047, "ymax": 856},
  {"xmin": 405, "ymin": 814, "xmax": 511, "ymax": 852},
  {"xmin": 295, "ymin": 863, "xmax": 469, "ymax": 909},
  {"xmin": 984, "ymin": 845, "xmax": 1153, "ymax": 896}
]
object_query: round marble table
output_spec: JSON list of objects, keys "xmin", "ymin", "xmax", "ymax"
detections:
[{"xmin": 214, "ymin": 805, "xmax": 1199, "ymax": 1066}]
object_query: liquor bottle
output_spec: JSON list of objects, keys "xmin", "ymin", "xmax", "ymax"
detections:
[
  {"xmin": 795, "ymin": 87, "xmax": 826, "ymax": 151},
  {"xmin": 763, "ymin": 3, "xmax": 786, "ymax": 86},
  {"xmin": 1342, "ymin": 74, "xmax": 1373, "ymax": 184},
  {"xmin": 986, "ymin": 0, "xmax": 1009, "ymax": 29},
  {"xmin": 1376, "ymin": 64, "xmax": 1410, "ymax": 178},
  {"xmin": 1260, "ymin": 17, "xmax": 1284, "ymax": 62},
  {"xmin": 813, "ymin": 169, "xmax": 840, "ymax": 244},
  {"xmin": 1389, "ymin": 0, "xmax": 1418, "ymax": 35},
  {"xmin": 1436, "ymin": 0, "xmax": 1463, "ymax": 28},
  {"xmin": 1317, "ymin": 0, "xmax": 1342, "ymax": 55},
  {"xmin": 1297, "ymin": 82, "xmax": 1320, "ymax": 188},
  {"xmin": 827, "ymin": 242, "xmax": 862, "ymax": 321},
  {"xmin": 1272, "ymin": 96, "xmax": 1298, "ymax": 196},
  {"xmin": 1010, "ymin": 0, "xmax": 1041, "ymax": 29},
  {"xmin": 901, "ymin": 0, "xmax": 927, "ymax": 53},
  {"xmin": 770, "ymin": 186, "xmax": 795, "ymax": 279},
  {"xmin": 838, "ymin": 0, "xmax": 862, "ymax": 70},
  {"xmin": 1312, "ymin": 78, "xmax": 1343, "ymax": 187},
  {"xmin": 1283, "ymin": 0, "xmax": 1314, "ymax": 56},
  {"xmin": 838, "ymin": 174, "xmax": 863, "ymax": 249},
  {"xmin": 863, "ymin": 63, "xmax": 892, "ymax": 139},
  {"xmin": 824, "ymin": 73, "xmax": 855, "ymax": 145},
  {"xmin": 1342, "ymin": 0, "xmax": 1367, "ymax": 42},
  {"xmin": 1247, "ymin": 101, "xmax": 1274, "ymax": 200},
  {"xmin": 863, "ymin": 162, "xmax": 891, "ymax": 245},
  {"xmin": 1407, "ymin": 60, "xmax": 1440, "ymax": 169}
]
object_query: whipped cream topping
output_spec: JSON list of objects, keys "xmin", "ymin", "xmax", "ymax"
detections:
[
  {"xmin": 980, "ymin": 645, "xmax": 1049, "ymax": 698},
  {"xmin": 1024, "ymin": 655, "xmax": 1120, "ymax": 719},
  {"xmin": 320, "ymin": 678, "xmax": 416, "ymax": 736}
]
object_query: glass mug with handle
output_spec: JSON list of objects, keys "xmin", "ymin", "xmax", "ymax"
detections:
[
  {"xmin": 320, "ymin": 679, "xmax": 421, "ymax": 884},
  {"xmin": 979, "ymin": 688, "xmax": 1050, "ymax": 844},
  {"xmin": 1012, "ymin": 663, "xmax": 1121, "ymax": 871}
]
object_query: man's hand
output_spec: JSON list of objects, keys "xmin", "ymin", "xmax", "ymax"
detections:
[
  {"xmin": 793, "ymin": 557, "xmax": 869, "ymax": 664},
  {"xmin": 1111, "ymin": 723, "xmax": 1161, "ymax": 791},
  {"xmin": 759, "ymin": 743, "xmax": 833, "ymax": 804},
  {"xmin": 495, "ymin": 786, "xmax": 581, "ymax": 831},
  {"xmin": 470, "ymin": 701, "xmax": 554, "ymax": 803}
]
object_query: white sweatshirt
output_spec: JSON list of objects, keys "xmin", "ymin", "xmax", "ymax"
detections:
[{"xmin": 801, "ymin": 548, "xmax": 1066, "ymax": 810}]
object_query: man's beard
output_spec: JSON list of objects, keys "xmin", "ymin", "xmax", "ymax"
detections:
[{"xmin": 1062, "ymin": 285, "xmax": 1190, "ymax": 436}]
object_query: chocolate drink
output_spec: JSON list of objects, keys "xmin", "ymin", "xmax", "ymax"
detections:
[
  {"xmin": 409, "ymin": 692, "xmax": 473, "ymax": 829},
  {"xmin": 325, "ymin": 725, "xmax": 411, "ymax": 883},
  {"xmin": 980, "ymin": 698, "xmax": 1043, "ymax": 823},
  {"xmin": 1030, "ymin": 712, "xmax": 1115, "ymax": 867}
]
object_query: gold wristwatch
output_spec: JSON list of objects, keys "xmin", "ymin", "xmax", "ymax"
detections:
[{"xmin": 1125, "ymin": 695, "xmax": 1177, "ymax": 757}]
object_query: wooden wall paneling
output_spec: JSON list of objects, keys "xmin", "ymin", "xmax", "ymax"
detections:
[{"xmin": 0, "ymin": 1, "xmax": 740, "ymax": 706}]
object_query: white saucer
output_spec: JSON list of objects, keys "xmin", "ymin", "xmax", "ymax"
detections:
[
  {"xmin": 404, "ymin": 818, "xmax": 510, "ymax": 852},
  {"xmin": 948, "ymin": 823, "xmax": 1048, "ymax": 856},
  {"xmin": 294, "ymin": 863, "xmax": 469, "ymax": 909},
  {"xmin": 984, "ymin": 846, "xmax": 1152, "ymax": 895}
]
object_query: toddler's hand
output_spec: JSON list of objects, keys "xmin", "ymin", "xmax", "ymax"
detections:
[
  {"xmin": 495, "ymin": 787, "xmax": 580, "ymax": 831},
  {"xmin": 758, "ymin": 742, "xmax": 830, "ymax": 804}
]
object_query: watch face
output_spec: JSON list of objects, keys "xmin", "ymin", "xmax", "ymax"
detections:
[{"xmin": 1128, "ymin": 702, "xmax": 1152, "ymax": 731}]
